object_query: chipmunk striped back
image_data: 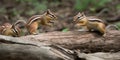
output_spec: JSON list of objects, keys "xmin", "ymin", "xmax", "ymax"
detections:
[
  {"xmin": 87, "ymin": 16, "xmax": 107, "ymax": 25},
  {"xmin": 0, "ymin": 20, "xmax": 25, "ymax": 37},
  {"xmin": 11, "ymin": 20, "xmax": 25, "ymax": 36},
  {"xmin": 27, "ymin": 15, "xmax": 42, "ymax": 25},
  {"xmin": 26, "ymin": 9, "xmax": 57, "ymax": 35},
  {"xmin": 73, "ymin": 12, "xmax": 107, "ymax": 25}
]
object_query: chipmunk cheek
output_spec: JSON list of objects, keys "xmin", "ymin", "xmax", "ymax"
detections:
[{"xmin": 46, "ymin": 16, "xmax": 51, "ymax": 20}]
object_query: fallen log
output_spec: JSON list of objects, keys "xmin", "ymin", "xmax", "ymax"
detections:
[
  {"xmin": 0, "ymin": 30, "xmax": 120, "ymax": 52},
  {"xmin": 0, "ymin": 30, "xmax": 120, "ymax": 60},
  {"xmin": 0, "ymin": 43, "xmax": 76, "ymax": 60},
  {"xmin": 76, "ymin": 51, "xmax": 120, "ymax": 60}
]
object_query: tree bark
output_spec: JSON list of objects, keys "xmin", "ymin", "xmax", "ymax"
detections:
[
  {"xmin": 0, "ymin": 30, "xmax": 120, "ymax": 60},
  {"xmin": 0, "ymin": 30, "xmax": 120, "ymax": 52}
]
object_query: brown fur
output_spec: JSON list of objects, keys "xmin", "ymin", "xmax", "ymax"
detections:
[
  {"xmin": 73, "ymin": 12, "xmax": 106, "ymax": 36},
  {"xmin": 0, "ymin": 20, "xmax": 24, "ymax": 37},
  {"xmin": 26, "ymin": 9, "xmax": 57, "ymax": 35}
]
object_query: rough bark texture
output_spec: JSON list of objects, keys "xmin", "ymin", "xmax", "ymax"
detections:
[
  {"xmin": 6, "ymin": 30, "xmax": 119, "ymax": 52},
  {"xmin": 0, "ymin": 30, "xmax": 120, "ymax": 60}
]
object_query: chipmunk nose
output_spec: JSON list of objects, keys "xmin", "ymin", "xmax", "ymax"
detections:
[
  {"xmin": 73, "ymin": 19, "xmax": 79, "ymax": 24},
  {"xmin": 55, "ymin": 15, "xmax": 57, "ymax": 19},
  {"xmin": 73, "ymin": 18, "xmax": 77, "ymax": 22},
  {"xmin": 54, "ymin": 16, "xmax": 57, "ymax": 20},
  {"xmin": 73, "ymin": 19, "xmax": 76, "ymax": 23}
]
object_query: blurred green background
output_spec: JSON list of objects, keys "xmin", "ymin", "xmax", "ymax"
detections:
[{"xmin": 0, "ymin": 0, "xmax": 120, "ymax": 31}]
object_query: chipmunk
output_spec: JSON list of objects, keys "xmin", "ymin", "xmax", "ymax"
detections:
[
  {"xmin": 0, "ymin": 23, "xmax": 12, "ymax": 35},
  {"xmin": 0, "ymin": 20, "xmax": 25, "ymax": 37},
  {"xmin": 26, "ymin": 9, "xmax": 57, "ymax": 34},
  {"xmin": 73, "ymin": 12, "xmax": 107, "ymax": 36}
]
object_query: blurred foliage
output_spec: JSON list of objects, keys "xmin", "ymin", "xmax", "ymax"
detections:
[
  {"xmin": 116, "ymin": 4, "xmax": 120, "ymax": 13},
  {"xmin": 0, "ymin": 0, "xmax": 113, "ymax": 16},
  {"xmin": 12, "ymin": 8, "xmax": 23, "ymax": 16},
  {"xmin": 116, "ymin": 4, "xmax": 120, "ymax": 10},
  {"xmin": 0, "ymin": 8, "xmax": 6, "ymax": 14},
  {"xmin": 116, "ymin": 23, "xmax": 120, "ymax": 30},
  {"xmin": 3, "ymin": 0, "xmax": 60, "ymax": 16},
  {"xmin": 0, "ymin": 0, "xmax": 119, "ymax": 32},
  {"xmin": 74, "ymin": 0, "xmax": 112, "ymax": 11},
  {"xmin": 62, "ymin": 28, "xmax": 69, "ymax": 32},
  {"xmin": 16, "ymin": 0, "xmax": 47, "ymax": 15},
  {"xmin": 74, "ymin": 0, "xmax": 90, "ymax": 11}
]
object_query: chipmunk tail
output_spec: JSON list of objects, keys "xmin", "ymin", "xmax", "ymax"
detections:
[
  {"xmin": 106, "ymin": 24, "xmax": 119, "ymax": 31},
  {"xmin": 12, "ymin": 20, "xmax": 26, "ymax": 28}
]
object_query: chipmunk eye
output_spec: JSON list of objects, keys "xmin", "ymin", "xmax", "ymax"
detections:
[
  {"xmin": 49, "ymin": 14, "xmax": 53, "ymax": 18},
  {"xmin": 77, "ymin": 17, "xmax": 80, "ymax": 20},
  {"xmin": 52, "ymin": 15, "xmax": 55, "ymax": 17},
  {"xmin": 78, "ymin": 17, "xmax": 80, "ymax": 18}
]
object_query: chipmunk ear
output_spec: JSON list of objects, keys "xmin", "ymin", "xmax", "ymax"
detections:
[
  {"xmin": 77, "ymin": 12, "xmax": 84, "ymax": 16},
  {"xmin": 81, "ymin": 12, "xmax": 85, "ymax": 16},
  {"xmin": 46, "ymin": 9, "xmax": 51, "ymax": 14},
  {"xmin": 78, "ymin": 12, "xmax": 81, "ymax": 15}
]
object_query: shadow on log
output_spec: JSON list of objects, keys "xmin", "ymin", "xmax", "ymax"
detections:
[
  {"xmin": 0, "ymin": 44, "xmax": 75, "ymax": 60},
  {"xmin": 0, "ymin": 30, "xmax": 120, "ymax": 60}
]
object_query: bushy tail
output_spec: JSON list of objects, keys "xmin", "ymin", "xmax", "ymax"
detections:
[
  {"xmin": 13, "ymin": 20, "xmax": 26, "ymax": 26},
  {"xmin": 106, "ymin": 24, "xmax": 119, "ymax": 31},
  {"xmin": 12, "ymin": 20, "xmax": 26, "ymax": 28},
  {"xmin": 11, "ymin": 20, "xmax": 26, "ymax": 36}
]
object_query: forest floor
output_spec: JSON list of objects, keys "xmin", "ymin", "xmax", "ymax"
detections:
[
  {"xmin": 0, "ymin": 1, "xmax": 120, "ymax": 60},
  {"xmin": 0, "ymin": 0, "xmax": 120, "ymax": 33}
]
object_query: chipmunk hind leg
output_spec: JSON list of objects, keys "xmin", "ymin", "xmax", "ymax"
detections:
[
  {"xmin": 27, "ymin": 23, "xmax": 38, "ymax": 35},
  {"xmin": 97, "ymin": 23, "xmax": 106, "ymax": 36}
]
